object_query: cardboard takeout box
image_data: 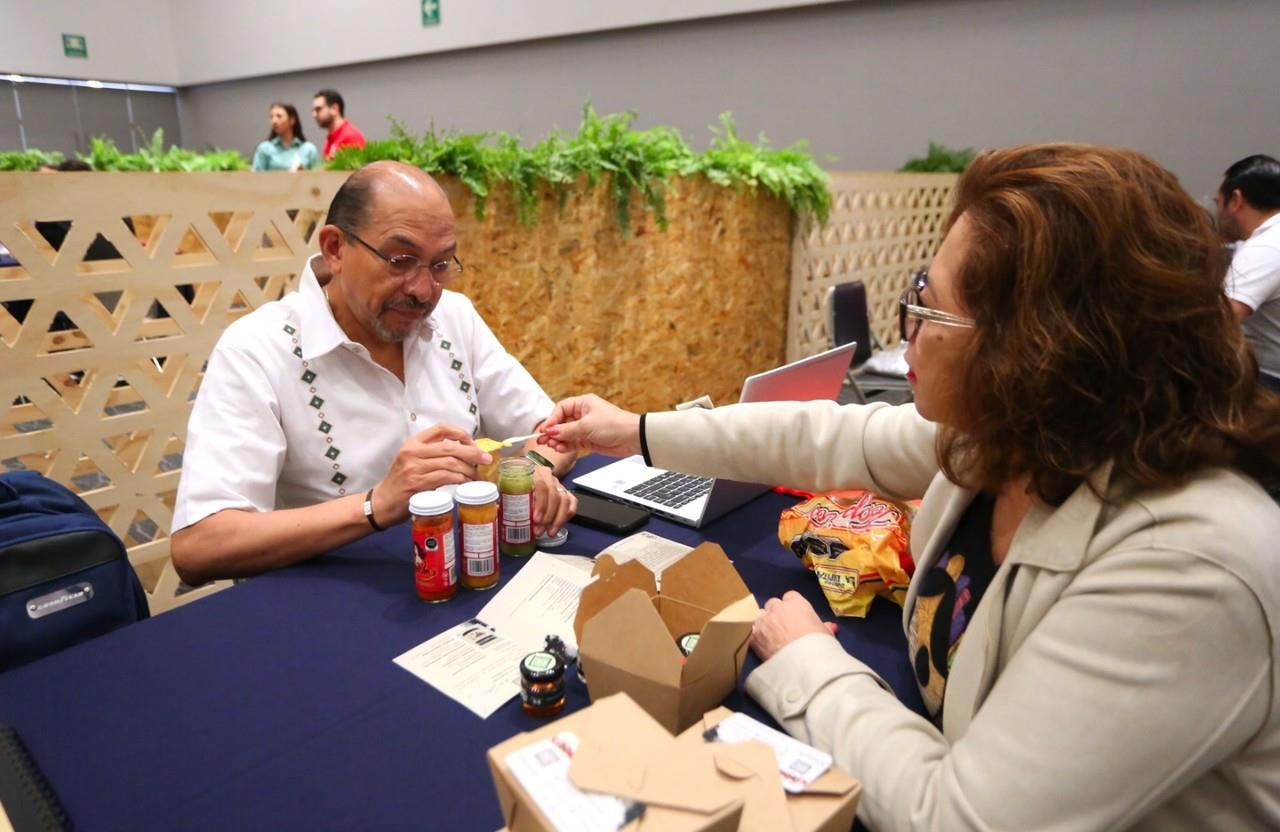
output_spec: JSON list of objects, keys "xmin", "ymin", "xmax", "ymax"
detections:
[
  {"xmin": 487, "ymin": 693, "xmax": 862, "ymax": 832},
  {"xmin": 676, "ymin": 708, "xmax": 861, "ymax": 832},
  {"xmin": 488, "ymin": 692, "xmax": 744, "ymax": 832},
  {"xmin": 572, "ymin": 543, "xmax": 759, "ymax": 733}
]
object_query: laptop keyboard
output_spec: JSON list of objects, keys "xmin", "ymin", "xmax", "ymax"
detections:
[{"xmin": 624, "ymin": 471, "xmax": 714, "ymax": 509}]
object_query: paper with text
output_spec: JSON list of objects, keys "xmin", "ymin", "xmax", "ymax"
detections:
[
  {"xmin": 392, "ymin": 618, "xmax": 527, "ymax": 719},
  {"xmin": 710, "ymin": 712, "xmax": 833, "ymax": 793},
  {"xmin": 540, "ymin": 551, "xmax": 597, "ymax": 575},
  {"xmin": 600, "ymin": 531, "xmax": 693, "ymax": 576},
  {"xmin": 506, "ymin": 732, "xmax": 636, "ymax": 832},
  {"xmin": 477, "ymin": 552, "xmax": 596, "ymax": 653}
]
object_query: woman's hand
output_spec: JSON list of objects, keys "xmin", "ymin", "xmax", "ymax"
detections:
[
  {"xmin": 538, "ymin": 394, "xmax": 643, "ymax": 458},
  {"xmin": 750, "ymin": 590, "xmax": 840, "ymax": 662}
]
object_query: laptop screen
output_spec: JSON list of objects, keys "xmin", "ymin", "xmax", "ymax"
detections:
[{"xmin": 738, "ymin": 342, "xmax": 856, "ymax": 405}]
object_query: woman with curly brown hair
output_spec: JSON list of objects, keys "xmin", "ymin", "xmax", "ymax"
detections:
[{"xmin": 539, "ymin": 144, "xmax": 1280, "ymax": 830}]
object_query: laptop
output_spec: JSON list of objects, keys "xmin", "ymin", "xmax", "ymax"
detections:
[{"xmin": 571, "ymin": 342, "xmax": 856, "ymax": 527}]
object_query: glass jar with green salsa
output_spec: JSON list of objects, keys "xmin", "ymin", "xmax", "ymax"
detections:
[{"xmin": 498, "ymin": 457, "xmax": 537, "ymax": 556}]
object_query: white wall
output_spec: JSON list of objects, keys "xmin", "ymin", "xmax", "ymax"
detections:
[
  {"xmin": 0, "ymin": 0, "xmax": 179, "ymax": 84},
  {"xmin": 178, "ymin": 0, "xmax": 1280, "ymax": 199},
  {"xmin": 167, "ymin": 0, "xmax": 848, "ymax": 85}
]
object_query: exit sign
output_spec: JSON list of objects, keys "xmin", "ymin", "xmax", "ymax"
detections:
[
  {"xmin": 421, "ymin": 0, "xmax": 440, "ymax": 26},
  {"xmin": 62, "ymin": 33, "xmax": 88, "ymax": 58}
]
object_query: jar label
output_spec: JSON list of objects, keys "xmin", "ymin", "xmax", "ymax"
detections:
[
  {"xmin": 413, "ymin": 525, "xmax": 456, "ymax": 595},
  {"xmin": 463, "ymin": 522, "xmax": 497, "ymax": 576},
  {"xmin": 501, "ymin": 493, "xmax": 533, "ymax": 544}
]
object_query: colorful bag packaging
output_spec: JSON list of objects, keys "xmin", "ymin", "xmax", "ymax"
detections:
[{"xmin": 778, "ymin": 491, "xmax": 917, "ymax": 618}]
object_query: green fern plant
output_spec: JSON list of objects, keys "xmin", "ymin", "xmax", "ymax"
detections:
[
  {"xmin": 0, "ymin": 149, "xmax": 65, "ymax": 171},
  {"xmin": 3, "ymin": 110, "xmax": 830, "ymax": 231},
  {"xmin": 899, "ymin": 142, "xmax": 976, "ymax": 173},
  {"xmin": 327, "ymin": 104, "xmax": 830, "ymax": 234},
  {"xmin": 75, "ymin": 129, "xmax": 248, "ymax": 172},
  {"xmin": 693, "ymin": 113, "xmax": 832, "ymax": 229}
]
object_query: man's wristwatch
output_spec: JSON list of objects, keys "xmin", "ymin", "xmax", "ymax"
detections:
[
  {"xmin": 525, "ymin": 450, "xmax": 554, "ymax": 470},
  {"xmin": 363, "ymin": 489, "xmax": 384, "ymax": 531}
]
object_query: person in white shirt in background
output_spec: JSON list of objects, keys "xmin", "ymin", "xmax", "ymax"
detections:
[
  {"xmin": 171, "ymin": 162, "xmax": 577, "ymax": 584},
  {"xmin": 1219, "ymin": 153, "xmax": 1280, "ymax": 393}
]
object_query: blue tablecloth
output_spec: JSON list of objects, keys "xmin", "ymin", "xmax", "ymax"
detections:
[{"xmin": 0, "ymin": 455, "xmax": 921, "ymax": 831}]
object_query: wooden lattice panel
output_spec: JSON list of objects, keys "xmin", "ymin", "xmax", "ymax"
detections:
[
  {"xmin": 0, "ymin": 171, "xmax": 349, "ymax": 612},
  {"xmin": 787, "ymin": 172, "xmax": 959, "ymax": 361}
]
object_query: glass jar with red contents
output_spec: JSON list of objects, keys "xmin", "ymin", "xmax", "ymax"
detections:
[{"xmin": 409, "ymin": 490, "xmax": 457, "ymax": 603}]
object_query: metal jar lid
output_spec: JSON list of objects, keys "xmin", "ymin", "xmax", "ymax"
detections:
[{"xmin": 520, "ymin": 650, "xmax": 565, "ymax": 682}]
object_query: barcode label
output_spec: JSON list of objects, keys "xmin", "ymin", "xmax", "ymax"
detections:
[
  {"xmin": 443, "ymin": 534, "xmax": 456, "ymax": 582},
  {"xmin": 463, "ymin": 523, "xmax": 496, "ymax": 560},
  {"xmin": 502, "ymin": 493, "xmax": 533, "ymax": 545},
  {"xmin": 502, "ymin": 493, "xmax": 532, "ymax": 522},
  {"xmin": 466, "ymin": 556, "xmax": 495, "ymax": 576}
]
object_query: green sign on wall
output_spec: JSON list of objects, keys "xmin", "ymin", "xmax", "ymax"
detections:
[
  {"xmin": 62, "ymin": 33, "xmax": 88, "ymax": 59},
  {"xmin": 421, "ymin": 0, "xmax": 440, "ymax": 26}
]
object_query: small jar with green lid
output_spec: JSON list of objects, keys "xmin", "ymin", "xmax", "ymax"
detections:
[
  {"xmin": 498, "ymin": 457, "xmax": 537, "ymax": 557},
  {"xmin": 519, "ymin": 650, "xmax": 566, "ymax": 717}
]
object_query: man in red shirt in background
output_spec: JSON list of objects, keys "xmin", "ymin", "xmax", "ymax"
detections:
[{"xmin": 313, "ymin": 89, "xmax": 367, "ymax": 161}]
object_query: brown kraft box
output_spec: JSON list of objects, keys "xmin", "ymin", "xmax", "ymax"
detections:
[
  {"xmin": 675, "ymin": 707, "xmax": 862, "ymax": 832},
  {"xmin": 572, "ymin": 543, "xmax": 760, "ymax": 733},
  {"xmin": 487, "ymin": 692, "xmax": 744, "ymax": 832}
]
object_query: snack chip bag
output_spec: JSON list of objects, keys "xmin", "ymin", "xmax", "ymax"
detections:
[{"xmin": 778, "ymin": 490, "xmax": 917, "ymax": 618}]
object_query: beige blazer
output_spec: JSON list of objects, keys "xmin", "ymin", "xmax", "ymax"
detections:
[{"xmin": 645, "ymin": 401, "xmax": 1280, "ymax": 831}]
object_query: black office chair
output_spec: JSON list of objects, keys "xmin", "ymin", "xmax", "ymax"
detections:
[{"xmin": 825, "ymin": 280, "xmax": 914, "ymax": 404}]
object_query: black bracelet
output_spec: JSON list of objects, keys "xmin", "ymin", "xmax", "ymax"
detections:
[
  {"xmin": 363, "ymin": 489, "xmax": 384, "ymax": 531},
  {"xmin": 639, "ymin": 413, "xmax": 652, "ymax": 466}
]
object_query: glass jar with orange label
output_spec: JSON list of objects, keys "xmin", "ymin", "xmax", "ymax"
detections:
[
  {"xmin": 409, "ymin": 491, "xmax": 457, "ymax": 603},
  {"xmin": 455, "ymin": 481, "xmax": 500, "ymax": 590}
]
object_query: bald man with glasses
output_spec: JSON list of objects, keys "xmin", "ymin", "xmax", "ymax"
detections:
[{"xmin": 171, "ymin": 162, "xmax": 576, "ymax": 584}]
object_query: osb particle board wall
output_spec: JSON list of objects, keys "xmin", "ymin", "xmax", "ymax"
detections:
[
  {"xmin": 442, "ymin": 176, "xmax": 793, "ymax": 412},
  {"xmin": 0, "ymin": 170, "xmax": 791, "ymax": 612}
]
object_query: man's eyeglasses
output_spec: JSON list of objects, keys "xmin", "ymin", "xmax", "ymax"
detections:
[
  {"xmin": 898, "ymin": 268, "xmax": 976, "ymax": 342},
  {"xmin": 341, "ymin": 227, "xmax": 464, "ymax": 284}
]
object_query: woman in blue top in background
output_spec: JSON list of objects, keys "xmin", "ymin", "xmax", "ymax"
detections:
[{"xmin": 251, "ymin": 103, "xmax": 319, "ymax": 171}]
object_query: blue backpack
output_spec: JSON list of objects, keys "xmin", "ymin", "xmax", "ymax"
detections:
[{"xmin": 0, "ymin": 471, "xmax": 149, "ymax": 672}]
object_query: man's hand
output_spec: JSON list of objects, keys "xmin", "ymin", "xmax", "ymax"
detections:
[
  {"xmin": 531, "ymin": 465, "xmax": 577, "ymax": 538},
  {"xmin": 372, "ymin": 424, "xmax": 492, "ymax": 525},
  {"xmin": 538, "ymin": 394, "xmax": 643, "ymax": 458},
  {"xmin": 750, "ymin": 591, "xmax": 840, "ymax": 662}
]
